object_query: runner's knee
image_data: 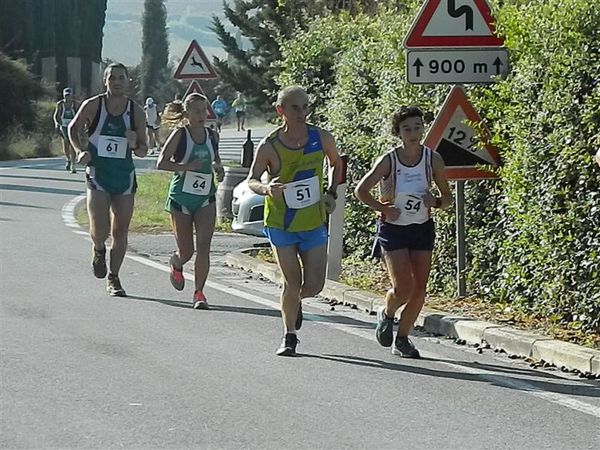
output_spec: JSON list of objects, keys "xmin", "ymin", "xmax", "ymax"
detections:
[{"xmin": 301, "ymin": 278, "xmax": 325, "ymax": 298}]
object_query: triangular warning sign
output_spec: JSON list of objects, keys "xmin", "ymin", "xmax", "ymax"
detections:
[
  {"xmin": 424, "ymin": 85, "xmax": 500, "ymax": 180},
  {"xmin": 183, "ymin": 81, "xmax": 217, "ymax": 120},
  {"xmin": 173, "ymin": 40, "xmax": 218, "ymax": 80},
  {"xmin": 404, "ymin": 0, "xmax": 504, "ymax": 48}
]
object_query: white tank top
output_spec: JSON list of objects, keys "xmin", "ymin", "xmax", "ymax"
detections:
[{"xmin": 386, "ymin": 146, "xmax": 433, "ymax": 226}]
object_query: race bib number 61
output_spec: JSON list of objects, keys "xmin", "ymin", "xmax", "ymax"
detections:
[{"xmin": 97, "ymin": 136, "xmax": 127, "ymax": 159}]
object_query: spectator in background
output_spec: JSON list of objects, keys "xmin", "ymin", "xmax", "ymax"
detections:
[
  {"xmin": 211, "ymin": 95, "xmax": 228, "ymax": 132},
  {"xmin": 232, "ymin": 92, "xmax": 247, "ymax": 132},
  {"xmin": 144, "ymin": 97, "xmax": 161, "ymax": 154}
]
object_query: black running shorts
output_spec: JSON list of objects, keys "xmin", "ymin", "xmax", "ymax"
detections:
[{"xmin": 376, "ymin": 219, "xmax": 435, "ymax": 253}]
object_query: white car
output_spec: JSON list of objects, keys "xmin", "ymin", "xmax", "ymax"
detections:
[{"xmin": 231, "ymin": 179, "xmax": 265, "ymax": 236}]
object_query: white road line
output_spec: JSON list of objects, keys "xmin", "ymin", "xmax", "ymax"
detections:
[{"xmin": 62, "ymin": 196, "xmax": 600, "ymax": 420}]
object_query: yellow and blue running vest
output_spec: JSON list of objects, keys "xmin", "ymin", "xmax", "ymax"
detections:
[
  {"xmin": 86, "ymin": 94, "xmax": 136, "ymax": 195},
  {"xmin": 264, "ymin": 125, "xmax": 326, "ymax": 232}
]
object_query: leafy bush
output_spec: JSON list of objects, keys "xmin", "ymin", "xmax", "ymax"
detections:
[{"xmin": 277, "ymin": 0, "xmax": 600, "ymax": 333}]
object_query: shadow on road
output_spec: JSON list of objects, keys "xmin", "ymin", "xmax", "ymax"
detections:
[
  {"xmin": 0, "ymin": 173, "xmax": 84, "ymax": 184},
  {"xmin": 0, "ymin": 183, "xmax": 84, "ymax": 196},
  {"xmin": 301, "ymin": 353, "xmax": 600, "ymax": 399},
  {"xmin": 0, "ymin": 201, "xmax": 50, "ymax": 209}
]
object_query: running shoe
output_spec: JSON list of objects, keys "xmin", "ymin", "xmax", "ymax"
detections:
[
  {"xmin": 392, "ymin": 336, "xmax": 420, "ymax": 358},
  {"xmin": 375, "ymin": 306, "xmax": 394, "ymax": 347},
  {"xmin": 169, "ymin": 254, "xmax": 185, "ymax": 291},
  {"xmin": 295, "ymin": 302, "xmax": 303, "ymax": 330},
  {"xmin": 106, "ymin": 274, "xmax": 127, "ymax": 297},
  {"xmin": 193, "ymin": 290, "xmax": 209, "ymax": 310},
  {"xmin": 92, "ymin": 247, "xmax": 107, "ymax": 279},
  {"xmin": 276, "ymin": 333, "xmax": 298, "ymax": 357}
]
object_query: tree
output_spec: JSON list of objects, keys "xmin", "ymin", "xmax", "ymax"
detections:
[
  {"xmin": 211, "ymin": 0, "xmax": 394, "ymax": 112},
  {"xmin": 140, "ymin": 0, "xmax": 170, "ymax": 101}
]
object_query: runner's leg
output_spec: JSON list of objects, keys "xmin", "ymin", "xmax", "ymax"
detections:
[
  {"xmin": 108, "ymin": 193, "xmax": 135, "ymax": 275},
  {"xmin": 272, "ymin": 245, "xmax": 302, "ymax": 333},
  {"xmin": 299, "ymin": 243, "xmax": 327, "ymax": 298},
  {"xmin": 170, "ymin": 208, "xmax": 195, "ymax": 266},
  {"xmin": 397, "ymin": 250, "xmax": 432, "ymax": 336},
  {"xmin": 87, "ymin": 189, "xmax": 111, "ymax": 252},
  {"xmin": 382, "ymin": 248, "xmax": 414, "ymax": 318},
  {"xmin": 192, "ymin": 202, "xmax": 216, "ymax": 292}
]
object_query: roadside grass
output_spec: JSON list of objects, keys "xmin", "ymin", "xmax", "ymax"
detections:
[
  {"xmin": 0, "ymin": 129, "xmax": 62, "ymax": 160},
  {"xmin": 75, "ymin": 172, "xmax": 233, "ymax": 233}
]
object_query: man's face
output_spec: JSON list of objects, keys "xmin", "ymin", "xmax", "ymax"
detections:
[
  {"xmin": 278, "ymin": 92, "xmax": 310, "ymax": 125},
  {"xmin": 104, "ymin": 67, "xmax": 129, "ymax": 96}
]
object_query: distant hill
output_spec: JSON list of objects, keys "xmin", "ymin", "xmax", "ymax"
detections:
[{"xmin": 103, "ymin": 0, "xmax": 227, "ymax": 66}]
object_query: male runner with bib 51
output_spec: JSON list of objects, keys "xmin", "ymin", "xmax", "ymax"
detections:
[{"xmin": 247, "ymin": 86, "xmax": 342, "ymax": 356}]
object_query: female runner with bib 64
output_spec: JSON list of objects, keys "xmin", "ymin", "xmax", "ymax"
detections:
[{"xmin": 355, "ymin": 106, "xmax": 452, "ymax": 358}]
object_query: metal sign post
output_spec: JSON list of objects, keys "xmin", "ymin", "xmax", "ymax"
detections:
[
  {"xmin": 326, "ymin": 155, "xmax": 348, "ymax": 281},
  {"xmin": 455, "ymin": 180, "xmax": 467, "ymax": 297}
]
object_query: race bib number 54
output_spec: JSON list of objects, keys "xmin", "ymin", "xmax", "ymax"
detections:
[
  {"xmin": 182, "ymin": 172, "xmax": 212, "ymax": 196},
  {"xmin": 391, "ymin": 192, "xmax": 429, "ymax": 225},
  {"xmin": 97, "ymin": 136, "xmax": 127, "ymax": 159},
  {"xmin": 283, "ymin": 176, "xmax": 320, "ymax": 209}
]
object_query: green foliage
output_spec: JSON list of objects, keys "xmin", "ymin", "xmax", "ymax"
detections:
[
  {"xmin": 277, "ymin": 0, "xmax": 600, "ymax": 333},
  {"xmin": 140, "ymin": 0, "xmax": 170, "ymax": 101}
]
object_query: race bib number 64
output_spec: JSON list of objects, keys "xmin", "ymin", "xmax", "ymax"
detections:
[{"xmin": 182, "ymin": 172, "xmax": 212, "ymax": 196}]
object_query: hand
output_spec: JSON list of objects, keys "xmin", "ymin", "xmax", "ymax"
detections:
[
  {"xmin": 266, "ymin": 177, "xmax": 285, "ymax": 200},
  {"xmin": 213, "ymin": 162, "xmax": 225, "ymax": 182},
  {"xmin": 323, "ymin": 192, "xmax": 337, "ymax": 214},
  {"xmin": 134, "ymin": 146, "xmax": 148, "ymax": 158},
  {"xmin": 381, "ymin": 202, "xmax": 400, "ymax": 222},
  {"xmin": 422, "ymin": 192, "xmax": 437, "ymax": 208},
  {"xmin": 125, "ymin": 130, "xmax": 137, "ymax": 148},
  {"xmin": 77, "ymin": 151, "xmax": 91, "ymax": 165},
  {"xmin": 595, "ymin": 148, "xmax": 600, "ymax": 168},
  {"xmin": 185, "ymin": 159, "xmax": 203, "ymax": 172}
]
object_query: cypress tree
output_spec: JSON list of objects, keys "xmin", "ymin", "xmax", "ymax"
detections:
[{"xmin": 140, "ymin": 0, "xmax": 169, "ymax": 101}]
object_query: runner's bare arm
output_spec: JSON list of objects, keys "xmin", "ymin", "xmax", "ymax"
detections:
[
  {"xmin": 431, "ymin": 151, "xmax": 453, "ymax": 208},
  {"xmin": 53, "ymin": 101, "xmax": 62, "ymax": 128},
  {"xmin": 68, "ymin": 97, "xmax": 99, "ymax": 155},
  {"xmin": 320, "ymin": 130, "xmax": 342, "ymax": 193},
  {"xmin": 132, "ymin": 103, "xmax": 148, "ymax": 157},
  {"xmin": 156, "ymin": 128, "xmax": 196, "ymax": 172},
  {"xmin": 354, "ymin": 154, "xmax": 393, "ymax": 213},
  {"xmin": 247, "ymin": 140, "xmax": 282, "ymax": 197}
]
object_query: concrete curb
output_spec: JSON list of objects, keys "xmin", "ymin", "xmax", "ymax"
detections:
[{"xmin": 225, "ymin": 248, "xmax": 600, "ymax": 376}]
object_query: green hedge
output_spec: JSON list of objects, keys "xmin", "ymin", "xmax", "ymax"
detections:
[{"xmin": 277, "ymin": 0, "xmax": 600, "ymax": 333}]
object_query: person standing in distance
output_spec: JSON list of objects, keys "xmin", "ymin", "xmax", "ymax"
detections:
[
  {"xmin": 144, "ymin": 97, "xmax": 161, "ymax": 153},
  {"xmin": 68, "ymin": 62, "xmax": 148, "ymax": 297},
  {"xmin": 53, "ymin": 87, "xmax": 79, "ymax": 173},
  {"xmin": 156, "ymin": 93, "xmax": 225, "ymax": 309},
  {"xmin": 247, "ymin": 86, "xmax": 342, "ymax": 356},
  {"xmin": 355, "ymin": 106, "xmax": 452, "ymax": 358},
  {"xmin": 232, "ymin": 92, "xmax": 247, "ymax": 132},
  {"xmin": 211, "ymin": 95, "xmax": 228, "ymax": 133}
]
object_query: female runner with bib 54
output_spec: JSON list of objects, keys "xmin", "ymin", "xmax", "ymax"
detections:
[{"xmin": 355, "ymin": 106, "xmax": 452, "ymax": 358}]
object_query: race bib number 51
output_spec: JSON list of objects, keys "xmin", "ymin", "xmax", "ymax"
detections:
[
  {"xmin": 283, "ymin": 176, "xmax": 320, "ymax": 209},
  {"xmin": 182, "ymin": 172, "xmax": 212, "ymax": 196},
  {"xmin": 97, "ymin": 136, "xmax": 127, "ymax": 159}
]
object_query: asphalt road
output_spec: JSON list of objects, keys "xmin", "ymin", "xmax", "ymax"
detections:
[{"xmin": 1, "ymin": 158, "xmax": 599, "ymax": 449}]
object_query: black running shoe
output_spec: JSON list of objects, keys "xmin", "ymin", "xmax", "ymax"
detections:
[
  {"xmin": 375, "ymin": 306, "xmax": 394, "ymax": 347},
  {"xmin": 392, "ymin": 336, "xmax": 420, "ymax": 358},
  {"xmin": 106, "ymin": 274, "xmax": 127, "ymax": 297},
  {"xmin": 276, "ymin": 333, "xmax": 298, "ymax": 357},
  {"xmin": 92, "ymin": 247, "xmax": 107, "ymax": 279},
  {"xmin": 295, "ymin": 303, "xmax": 303, "ymax": 330}
]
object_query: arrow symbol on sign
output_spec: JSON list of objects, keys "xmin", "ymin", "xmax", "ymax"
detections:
[
  {"xmin": 448, "ymin": 0, "xmax": 474, "ymax": 31},
  {"xmin": 413, "ymin": 58, "xmax": 424, "ymax": 77},
  {"xmin": 493, "ymin": 57, "xmax": 503, "ymax": 75}
]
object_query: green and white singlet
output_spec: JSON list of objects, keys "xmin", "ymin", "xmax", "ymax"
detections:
[
  {"xmin": 60, "ymin": 101, "xmax": 76, "ymax": 138},
  {"xmin": 165, "ymin": 126, "xmax": 217, "ymax": 215},
  {"xmin": 264, "ymin": 125, "xmax": 326, "ymax": 232},
  {"xmin": 85, "ymin": 94, "xmax": 137, "ymax": 195}
]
